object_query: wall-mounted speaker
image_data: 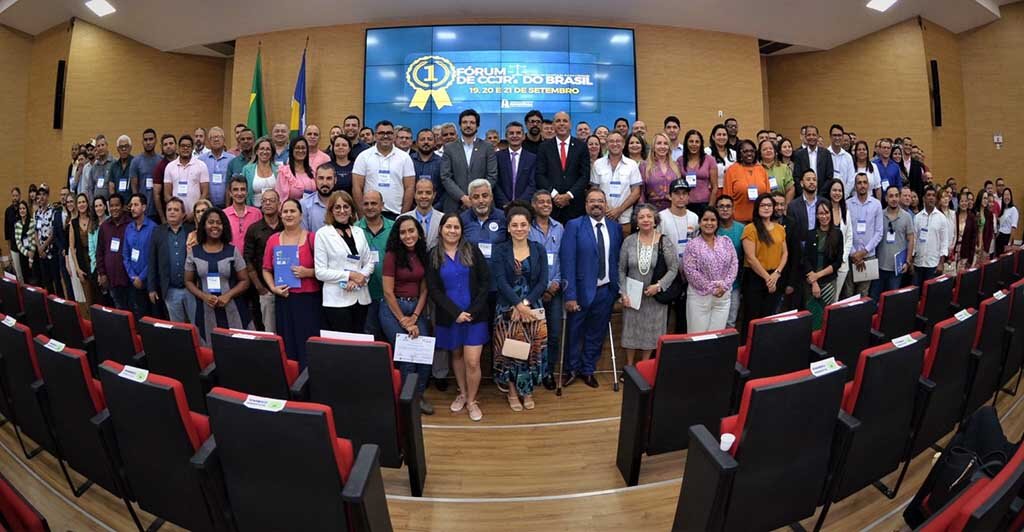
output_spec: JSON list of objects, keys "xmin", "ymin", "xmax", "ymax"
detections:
[
  {"xmin": 930, "ymin": 59, "xmax": 942, "ymax": 127},
  {"xmin": 53, "ymin": 60, "xmax": 66, "ymax": 130}
]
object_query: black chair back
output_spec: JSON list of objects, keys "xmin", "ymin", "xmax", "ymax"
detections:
[
  {"xmin": 648, "ymin": 331, "xmax": 739, "ymax": 453},
  {"xmin": 979, "ymin": 259, "xmax": 1001, "ymax": 300},
  {"xmin": 0, "ymin": 277, "xmax": 22, "ymax": 317},
  {"xmin": 743, "ymin": 311, "xmax": 813, "ymax": 379},
  {"xmin": 965, "ymin": 292, "xmax": 1011, "ymax": 416},
  {"xmin": 819, "ymin": 297, "xmax": 875, "ymax": 376},
  {"xmin": 89, "ymin": 305, "xmax": 141, "ymax": 366},
  {"xmin": 0, "ymin": 315, "xmax": 53, "ymax": 453},
  {"xmin": 46, "ymin": 296, "xmax": 87, "ymax": 350},
  {"xmin": 835, "ymin": 333, "xmax": 926, "ymax": 500},
  {"xmin": 998, "ymin": 252, "xmax": 1015, "ymax": 288},
  {"xmin": 33, "ymin": 336, "xmax": 119, "ymax": 494},
  {"xmin": 19, "ymin": 286, "xmax": 48, "ymax": 336},
  {"xmin": 138, "ymin": 318, "xmax": 209, "ymax": 413},
  {"xmin": 875, "ymin": 286, "xmax": 919, "ymax": 341},
  {"xmin": 211, "ymin": 329, "xmax": 293, "ymax": 399},
  {"xmin": 955, "ymin": 267, "xmax": 981, "ymax": 311},
  {"xmin": 1000, "ymin": 279, "xmax": 1024, "ymax": 390},
  {"xmin": 914, "ymin": 311, "xmax": 978, "ymax": 456},
  {"xmin": 919, "ymin": 274, "xmax": 955, "ymax": 330},
  {"xmin": 97, "ymin": 362, "xmax": 218, "ymax": 532}
]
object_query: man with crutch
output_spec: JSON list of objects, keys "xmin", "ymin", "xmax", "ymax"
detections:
[{"xmin": 559, "ymin": 188, "xmax": 622, "ymax": 388}]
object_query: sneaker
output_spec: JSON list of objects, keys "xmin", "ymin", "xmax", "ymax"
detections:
[
  {"xmin": 420, "ymin": 399, "xmax": 434, "ymax": 416},
  {"xmin": 450, "ymin": 394, "xmax": 467, "ymax": 412},
  {"xmin": 468, "ymin": 401, "xmax": 483, "ymax": 422}
]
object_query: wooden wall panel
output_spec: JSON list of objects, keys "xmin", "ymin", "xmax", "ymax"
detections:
[
  {"xmin": 0, "ymin": 25, "xmax": 32, "ymax": 196},
  {"xmin": 23, "ymin": 23, "xmax": 71, "ymax": 193},
  {"xmin": 921, "ymin": 19, "xmax": 967, "ymax": 182}
]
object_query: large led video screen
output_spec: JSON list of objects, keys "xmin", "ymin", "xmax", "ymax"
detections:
[{"xmin": 364, "ymin": 25, "xmax": 637, "ymax": 135}]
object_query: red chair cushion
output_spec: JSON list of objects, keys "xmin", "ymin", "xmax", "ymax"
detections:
[
  {"xmin": 190, "ymin": 412, "xmax": 211, "ymax": 445},
  {"xmin": 0, "ymin": 473, "xmax": 46, "ymax": 532},
  {"xmin": 90, "ymin": 378, "xmax": 106, "ymax": 411},
  {"xmin": 285, "ymin": 360, "xmax": 299, "ymax": 386},
  {"xmin": 719, "ymin": 368, "xmax": 816, "ymax": 456},
  {"xmin": 198, "ymin": 347, "xmax": 214, "ymax": 369},
  {"xmin": 80, "ymin": 318, "xmax": 93, "ymax": 338},
  {"xmin": 811, "ymin": 329, "xmax": 824, "ymax": 347},
  {"xmin": 635, "ymin": 359, "xmax": 656, "ymax": 386},
  {"xmin": 871, "ymin": 312, "xmax": 880, "ymax": 331}
]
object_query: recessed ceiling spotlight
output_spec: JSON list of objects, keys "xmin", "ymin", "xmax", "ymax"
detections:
[
  {"xmin": 85, "ymin": 0, "xmax": 116, "ymax": 17},
  {"xmin": 866, "ymin": 0, "xmax": 898, "ymax": 12}
]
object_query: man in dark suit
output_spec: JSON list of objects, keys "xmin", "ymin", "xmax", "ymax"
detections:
[
  {"xmin": 147, "ymin": 197, "xmax": 195, "ymax": 322},
  {"xmin": 793, "ymin": 125, "xmax": 834, "ymax": 195},
  {"xmin": 560, "ymin": 188, "xmax": 622, "ymax": 388},
  {"xmin": 440, "ymin": 108, "xmax": 498, "ymax": 213},
  {"xmin": 784, "ymin": 169, "xmax": 821, "ymax": 308},
  {"xmin": 902, "ymin": 143, "xmax": 926, "ymax": 199},
  {"xmin": 494, "ymin": 121, "xmax": 536, "ymax": 208},
  {"xmin": 535, "ymin": 111, "xmax": 590, "ymax": 223}
]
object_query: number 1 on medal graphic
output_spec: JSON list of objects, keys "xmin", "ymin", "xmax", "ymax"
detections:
[{"xmin": 406, "ymin": 55, "xmax": 455, "ymax": 110}]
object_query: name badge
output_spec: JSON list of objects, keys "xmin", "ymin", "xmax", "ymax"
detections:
[
  {"xmin": 96, "ymin": 177, "xmax": 106, "ymax": 188},
  {"xmin": 370, "ymin": 250, "xmax": 380, "ymax": 263},
  {"xmin": 377, "ymin": 178, "xmax": 391, "ymax": 188},
  {"xmin": 677, "ymin": 238, "xmax": 687, "ymax": 256},
  {"xmin": 207, "ymin": 274, "xmax": 222, "ymax": 294},
  {"xmin": 686, "ymin": 173, "xmax": 697, "ymax": 187},
  {"xmin": 212, "ymin": 173, "xmax": 223, "ymax": 184},
  {"xmin": 479, "ymin": 242, "xmax": 492, "ymax": 258},
  {"xmin": 881, "ymin": 179, "xmax": 890, "ymax": 190},
  {"xmin": 768, "ymin": 176, "xmax": 779, "ymax": 190},
  {"xmin": 145, "ymin": 177, "xmax": 153, "ymax": 190},
  {"xmin": 131, "ymin": 248, "xmax": 140, "ymax": 262},
  {"xmin": 918, "ymin": 228, "xmax": 928, "ymax": 243},
  {"xmin": 547, "ymin": 252, "xmax": 555, "ymax": 266},
  {"xmin": 177, "ymin": 182, "xmax": 188, "ymax": 196},
  {"xmin": 747, "ymin": 186, "xmax": 758, "ymax": 200},
  {"xmin": 886, "ymin": 231, "xmax": 896, "ymax": 243},
  {"xmin": 856, "ymin": 220, "xmax": 867, "ymax": 234},
  {"xmin": 118, "ymin": 179, "xmax": 128, "ymax": 192},
  {"xmin": 344, "ymin": 255, "xmax": 360, "ymax": 272},
  {"xmin": 110, "ymin": 237, "xmax": 121, "ymax": 252}
]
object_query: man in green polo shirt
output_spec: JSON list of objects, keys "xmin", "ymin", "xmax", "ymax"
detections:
[
  {"xmin": 226, "ymin": 128, "xmax": 255, "ymax": 183},
  {"xmin": 355, "ymin": 189, "xmax": 394, "ymax": 339}
]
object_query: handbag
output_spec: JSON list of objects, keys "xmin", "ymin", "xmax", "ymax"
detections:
[{"xmin": 653, "ymin": 235, "xmax": 684, "ymax": 304}]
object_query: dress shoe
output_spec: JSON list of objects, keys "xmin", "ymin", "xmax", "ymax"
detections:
[
  {"xmin": 435, "ymin": 377, "xmax": 449, "ymax": 392},
  {"xmin": 420, "ymin": 399, "xmax": 434, "ymax": 416},
  {"xmin": 542, "ymin": 374, "xmax": 556, "ymax": 390},
  {"xmin": 583, "ymin": 374, "xmax": 599, "ymax": 388},
  {"xmin": 561, "ymin": 372, "xmax": 577, "ymax": 387}
]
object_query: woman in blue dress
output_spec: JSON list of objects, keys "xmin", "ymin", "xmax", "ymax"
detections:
[
  {"xmin": 184, "ymin": 207, "xmax": 253, "ymax": 345},
  {"xmin": 426, "ymin": 212, "xmax": 491, "ymax": 422},
  {"xmin": 491, "ymin": 205, "xmax": 548, "ymax": 412}
]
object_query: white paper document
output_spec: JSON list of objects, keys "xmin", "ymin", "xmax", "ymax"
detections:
[
  {"xmin": 851, "ymin": 257, "xmax": 880, "ymax": 283},
  {"xmin": 394, "ymin": 334, "xmax": 436, "ymax": 364},
  {"xmin": 625, "ymin": 277, "xmax": 644, "ymax": 310}
]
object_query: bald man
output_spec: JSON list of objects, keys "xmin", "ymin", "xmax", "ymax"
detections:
[{"xmin": 535, "ymin": 111, "xmax": 590, "ymax": 222}]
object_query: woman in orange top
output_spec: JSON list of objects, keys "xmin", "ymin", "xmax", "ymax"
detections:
[{"xmin": 723, "ymin": 139, "xmax": 770, "ymax": 223}]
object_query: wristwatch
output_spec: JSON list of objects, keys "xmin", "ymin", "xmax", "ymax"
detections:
[{"xmin": 521, "ymin": 299, "xmax": 531, "ymax": 307}]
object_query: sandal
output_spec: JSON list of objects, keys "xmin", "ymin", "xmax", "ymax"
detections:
[
  {"xmin": 468, "ymin": 401, "xmax": 483, "ymax": 422},
  {"xmin": 450, "ymin": 394, "xmax": 467, "ymax": 413},
  {"xmin": 522, "ymin": 395, "xmax": 535, "ymax": 410},
  {"xmin": 507, "ymin": 394, "xmax": 523, "ymax": 412}
]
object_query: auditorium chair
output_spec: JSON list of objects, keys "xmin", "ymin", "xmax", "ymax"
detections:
[
  {"xmin": 963, "ymin": 290, "xmax": 1012, "ymax": 418},
  {"xmin": 872, "ymin": 286, "xmax": 920, "ymax": 343},
  {"xmin": 916, "ymin": 274, "xmax": 956, "ymax": 334},
  {"xmin": 19, "ymin": 285, "xmax": 50, "ymax": 336},
  {"xmin": 89, "ymin": 305, "xmax": 144, "ymax": 367},
  {"xmin": 291, "ymin": 337, "xmax": 426, "ymax": 497},
  {"xmin": 912, "ymin": 310, "xmax": 979, "ymax": 456},
  {"xmin": 733, "ymin": 311, "xmax": 821, "ymax": 401},
  {"xmin": 138, "ymin": 317, "xmax": 213, "ymax": 413},
  {"xmin": 812, "ymin": 296, "xmax": 878, "ymax": 377},
  {"xmin": 206, "ymin": 328, "xmax": 299, "ymax": 399},
  {"xmin": 0, "ymin": 276, "xmax": 23, "ymax": 319},
  {"xmin": 0, "ymin": 471, "xmax": 50, "ymax": 532},
  {"xmin": 978, "ymin": 258, "xmax": 1001, "ymax": 301},
  {"xmin": 95, "ymin": 361, "xmax": 224, "ymax": 532},
  {"xmin": 999, "ymin": 279, "xmax": 1024, "ymax": 396},
  {"xmin": 194, "ymin": 387, "xmax": 393, "ymax": 531},
  {"xmin": 31, "ymin": 335, "xmax": 120, "ymax": 497},
  {"xmin": 910, "ymin": 426, "xmax": 1024, "ymax": 531},
  {"xmin": 951, "ymin": 267, "xmax": 981, "ymax": 314},
  {"xmin": 673, "ymin": 367, "xmax": 855, "ymax": 532},
  {"xmin": 46, "ymin": 295, "xmax": 94, "ymax": 355},
  {"xmin": 0, "ymin": 313, "xmax": 52, "ymax": 458},
  {"xmin": 826, "ymin": 333, "xmax": 927, "ymax": 508},
  {"xmin": 616, "ymin": 330, "xmax": 739, "ymax": 486},
  {"xmin": 1015, "ymin": 248, "xmax": 1024, "ymax": 280},
  {"xmin": 998, "ymin": 251, "xmax": 1016, "ymax": 289}
]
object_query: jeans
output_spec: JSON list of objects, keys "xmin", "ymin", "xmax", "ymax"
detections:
[
  {"xmin": 164, "ymin": 287, "xmax": 196, "ymax": 324},
  {"xmin": 869, "ymin": 269, "xmax": 902, "ymax": 301},
  {"xmin": 686, "ymin": 287, "xmax": 731, "ymax": 333},
  {"xmin": 365, "ymin": 299, "xmax": 383, "ymax": 339},
  {"xmin": 542, "ymin": 291, "xmax": 564, "ymax": 377},
  {"xmin": 380, "ymin": 297, "xmax": 430, "ymax": 393},
  {"xmin": 259, "ymin": 292, "xmax": 276, "ymax": 333},
  {"xmin": 727, "ymin": 287, "xmax": 741, "ymax": 328},
  {"xmin": 109, "ymin": 285, "xmax": 131, "ymax": 311},
  {"xmin": 128, "ymin": 287, "xmax": 152, "ymax": 321}
]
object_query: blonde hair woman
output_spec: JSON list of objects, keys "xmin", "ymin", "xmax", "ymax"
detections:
[{"xmin": 641, "ymin": 132, "xmax": 682, "ymax": 213}]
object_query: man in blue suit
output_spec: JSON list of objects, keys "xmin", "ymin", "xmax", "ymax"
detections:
[
  {"xmin": 560, "ymin": 188, "xmax": 621, "ymax": 388},
  {"xmin": 494, "ymin": 121, "xmax": 536, "ymax": 208}
]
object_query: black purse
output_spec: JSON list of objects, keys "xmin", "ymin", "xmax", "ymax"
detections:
[{"xmin": 653, "ymin": 235, "xmax": 684, "ymax": 304}]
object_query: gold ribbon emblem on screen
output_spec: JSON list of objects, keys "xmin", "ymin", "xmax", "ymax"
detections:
[{"xmin": 406, "ymin": 55, "xmax": 455, "ymax": 110}]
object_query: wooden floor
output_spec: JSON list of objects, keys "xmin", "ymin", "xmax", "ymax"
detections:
[{"xmin": 2, "ymin": 370, "xmax": 1023, "ymax": 531}]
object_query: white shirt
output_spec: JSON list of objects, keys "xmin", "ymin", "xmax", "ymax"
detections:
[
  {"xmin": 658, "ymin": 208, "xmax": 699, "ymax": 273},
  {"xmin": 671, "ymin": 143, "xmax": 685, "ymax": 162},
  {"xmin": 314, "ymin": 224, "xmax": 376, "ymax": 308},
  {"xmin": 353, "ymin": 146, "xmax": 416, "ymax": 214},
  {"xmin": 590, "ymin": 156, "xmax": 642, "ymax": 224},
  {"xmin": 829, "ymin": 146, "xmax": 856, "ymax": 195},
  {"xmin": 589, "ymin": 216, "xmax": 611, "ymax": 286},
  {"xmin": 462, "ymin": 136, "xmax": 476, "ymax": 162},
  {"xmin": 705, "ymin": 146, "xmax": 735, "ymax": 188},
  {"xmin": 913, "ymin": 207, "xmax": 951, "ymax": 268},
  {"xmin": 999, "ymin": 206, "xmax": 1019, "ymax": 235},
  {"xmin": 807, "ymin": 146, "xmax": 819, "ymax": 173}
]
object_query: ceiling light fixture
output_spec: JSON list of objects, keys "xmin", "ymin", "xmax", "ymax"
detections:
[
  {"xmin": 85, "ymin": 0, "xmax": 116, "ymax": 17},
  {"xmin": 866, "ymin": 0, "xmax": 898, "ymax": 12}
]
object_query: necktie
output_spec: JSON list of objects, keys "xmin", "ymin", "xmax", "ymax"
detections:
[
  {"xmin": 511, "ymin": 151, "xmax": 518, "ymax": 195},
  {"xmin": 596, "ymin": 222, "xmax": 606, "ymax": 280},
  {"xmin": 559, "ymin": 141, "xmax": 567, "ymax": 171}
]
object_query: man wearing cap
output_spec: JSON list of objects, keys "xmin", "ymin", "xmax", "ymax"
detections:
[{"xmin": 659, "ymin": 178, "xmax": 698, "ymax": 332}]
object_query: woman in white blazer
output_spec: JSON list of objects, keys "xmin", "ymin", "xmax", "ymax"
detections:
[{"xmin": 315, "ymin": 190, "xmax": 375, "ymax": 332}]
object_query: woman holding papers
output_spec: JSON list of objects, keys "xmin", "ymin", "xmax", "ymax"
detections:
[
  {"xmin": 380, "ymin": 215, "xmax": 433, "ymax": 415},
  {"xmin": 682, "ymin": 207, "xmax": 738, "ymax": 333},
  {"xmin": 491, "ymin": 205, "xmax": 548, "ymax": 412},
  {"xmin": 184, "ymin": 207, "xmax": 253, "ymax": 344},
  {"xmin": 262, "ymin": 198, "xmax": 320, "ymax": 368},
  {"xmin": 801, "ymin": 202, "xmax": 844, "ymax": 329},
  {"xmin": 618, "ymin": 204, "xmax": 678, "ymax": 368},
  {"xmin": 314, "ymin": 191, "xmax": 374, "ymax": 334},
  {"xmin": 426, "ymin": 212, "xmax": 491, "ymax": 422}
]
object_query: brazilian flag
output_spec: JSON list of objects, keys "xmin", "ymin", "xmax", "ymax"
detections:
[{"xmin": 247, "ymin": 49, "xmax": 268, "ymax": 139}]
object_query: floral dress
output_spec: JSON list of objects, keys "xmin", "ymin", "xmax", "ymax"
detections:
[{"xmin": 492, "ymin": 257, "xmax": 547, "ymax": 396}]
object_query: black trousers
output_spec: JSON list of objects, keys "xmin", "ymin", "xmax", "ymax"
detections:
[
  {"xmin": 740, "ymin": 267, "xmax": 782, "ymax": 340},
  {"xmin": 323, "ymin": 304, "xmax": 369, "ymax": 334}
]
